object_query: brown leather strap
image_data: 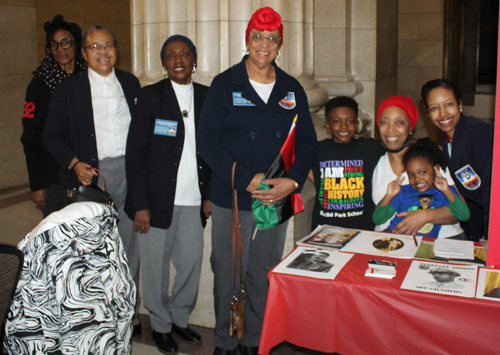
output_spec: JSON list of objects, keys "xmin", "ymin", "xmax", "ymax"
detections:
[{"xmin": 232, "ymin": 162, "xmax": 244, "ymax": 295}]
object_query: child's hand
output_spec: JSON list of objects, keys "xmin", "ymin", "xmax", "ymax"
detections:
[
  {"xmin": 434, "ymin": 167, "xmax": 449, "ymax": 192},
  {"xmin": 387, "ymin": 173, "xmax": 404, "ymax": 197}
]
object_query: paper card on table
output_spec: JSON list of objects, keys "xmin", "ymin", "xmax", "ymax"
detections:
[
  {"xmin": 400, "ymin": 260, "xmax": 477, "ymax": 297},
  {"xmin": 296, "ymin": 225, "xmax": 361, "ymax": 250},
  {"xmin": 414, "ymin": 240, "xmax": 486, "ymax": 265},
  {"xmin": 475, "ymin": 268, "xmax": 500, "ymax": 301},
  {"xmin": 434, "ymin": 239, "xmax": 474, "ymax": 259},
  {"xmin": 340, "ymin": 231, "xmax": 418, "ymax": 258},
  {"xmin": 273, "ymin": 246, "xmax": 354, "ymax": 280}
]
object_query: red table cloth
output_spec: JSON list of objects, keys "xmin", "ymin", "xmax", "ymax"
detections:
[{"xmin": 259, "ymin": 252, "xmax": 500, "ymax": 355}]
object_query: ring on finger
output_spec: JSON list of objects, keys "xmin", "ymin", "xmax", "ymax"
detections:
[{"xmin": 270, "ymin": 199, "xmax": 273, "ymax": 203}]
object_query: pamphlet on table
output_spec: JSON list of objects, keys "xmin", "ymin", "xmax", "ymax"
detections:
[
  {"xmin": 475, "ymin": 268, "xmax": 500, "ymax": 301},
  {"xmin": 400, "ymin": 260, "xmax": 478, "ymax": 298},
  {"xmin": 297, "ymin": 225, "xmax": 360, "ymax": 250},
  {"xmin": 433, "ymin": 238, "xmax": 474, "ymax": 259},
  {"xmin": 340, "ymin": 231, "xmax": 419, "ymax": 258},
  {"xmin": 414, "ymin": 240, "xmax": 486, "ymax": 266},
  {"xmin": 273, "ymin": 246, "xmax": 354, "ymax": 280}
]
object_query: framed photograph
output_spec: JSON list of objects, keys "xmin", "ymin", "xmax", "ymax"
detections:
[{"xmin": 476, "ymin": 268, "xmax": 500, "ymax": 301}]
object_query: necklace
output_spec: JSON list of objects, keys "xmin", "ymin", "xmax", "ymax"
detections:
[{"xmin": 181, "ymin": 86, "xmax": 193, "ymax": 118}]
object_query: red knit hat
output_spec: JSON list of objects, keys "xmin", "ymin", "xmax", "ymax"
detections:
[
  {"xmin": 376, "ymin": 96, "xmax": 419, "ymax": 130},
  {"xmin": 245, "ymin": 7, "xmax": 283, "ymax": 45}
]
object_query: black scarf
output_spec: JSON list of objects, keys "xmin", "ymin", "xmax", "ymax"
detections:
[
  {"xmin": 32, "ymin": 55, "xmax": 87, "ymax": 94},
  {"xmin": 380, "ymin": 138, "xmax": 413, "ymax": 153}
]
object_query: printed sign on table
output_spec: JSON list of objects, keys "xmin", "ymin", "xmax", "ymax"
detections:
[{"xmin": 401, "ymin": 260, "xmax": 477, "ymax": 298}]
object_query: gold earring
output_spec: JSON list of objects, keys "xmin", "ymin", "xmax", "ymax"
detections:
[
  {"xmin": 275, "ymin": 50, "xmax": 281, "ymax": 61},
  {"xmin": 192, "ymin": 65, "xmax": 196, "ymax": 74},
  {"xmin": 409, "ymin": 130, "xmax": 413, "ymax": 136},
  {"xmin": 163, "ymin": 67, "xmax": 168, "ymax": 78}
]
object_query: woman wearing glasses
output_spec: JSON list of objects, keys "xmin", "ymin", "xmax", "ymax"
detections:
[
  {"xmin": 21, "ymin": 14, "xmax": 86, "ymax": 216},
  {"xmin": 198, "ymin": 7, "xmax": 317, "ymax": 355}
]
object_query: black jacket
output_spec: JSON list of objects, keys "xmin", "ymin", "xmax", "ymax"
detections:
[
  {"xmin": 21, "ymin": 75, "xmax": 61, "ymax": 191},
  {"xmin": 197, "ymin": 56, "xmax": 317, "ymax": 211},
  {"xmin": 125, "ymin": 79, "xmax": 211, "ymax": 229},
  {"xmin": 43, "ymin": 69, "xmax": 141, "ymax": 189},
  {"xmin": 441, "ymin": 113, "xmax": 493, "ymax": 239}
]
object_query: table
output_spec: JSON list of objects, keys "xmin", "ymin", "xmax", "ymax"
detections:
[{"xmin": 259, "ymin": 251, "xmax": 500, "ymax": 355}]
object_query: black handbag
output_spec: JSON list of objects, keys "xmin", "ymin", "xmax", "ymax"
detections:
[{"xmin": 68, "ymin": 169, "xmax": 115, "ymax": 210}]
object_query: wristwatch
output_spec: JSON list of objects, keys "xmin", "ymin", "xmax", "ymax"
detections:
[{"xmin": 293, "ymin": 180, "xmax": 299, "ymax": 190}]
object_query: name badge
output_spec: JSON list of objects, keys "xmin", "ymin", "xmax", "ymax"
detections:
[
  {"xmin": 279, "ymin": 92, "xmax": 296, "ymax": 109},
  {"xmin": 455, "ymin": 164, "xmax": 481, "ymax": 190},
  {"xmin": 154, "ymin": 119, "xmax": 178, "ymax": 137},
  {"xmin": 233, "ymin": 92, "xmax": 255, "ymax": 106}
]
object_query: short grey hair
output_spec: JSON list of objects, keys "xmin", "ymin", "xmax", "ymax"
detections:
[{"xmin": 82, "ymin": 25, "xmax": 118, "ymax": 48}]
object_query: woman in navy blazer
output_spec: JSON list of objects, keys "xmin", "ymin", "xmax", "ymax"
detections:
[{"xmin": 198, "ymin": 8, "xmax": 317, "ymax": 355}]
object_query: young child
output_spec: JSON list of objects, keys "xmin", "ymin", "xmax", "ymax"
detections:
[
  {"xmin": 373, "ymin": 138, "xmax": 470, "ymax": 237},
  {"xmin": 310, "ymin": 96, "xmax": 385, "ymax": 231}
]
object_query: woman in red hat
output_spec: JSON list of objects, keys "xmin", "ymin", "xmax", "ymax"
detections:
[
  {"xmin": 198, "ymin": 7, "xmax": 317, "ymax": 355},
  {"xmin": 372, "ymin": 95, "xmax": 465, "ymax": 238}
]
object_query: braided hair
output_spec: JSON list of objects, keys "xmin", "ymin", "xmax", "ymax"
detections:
[{"xmin": 403, "ymin": 137, "xmax": 447, "ymax": 172}]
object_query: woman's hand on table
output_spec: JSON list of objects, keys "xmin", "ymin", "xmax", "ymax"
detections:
[{"xmin": 251, "ymin": 177, "xmax": 297, "ymax": 206}]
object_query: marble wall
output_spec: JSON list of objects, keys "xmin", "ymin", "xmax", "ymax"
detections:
[
  {"xmin": 314, "ymin": 0, "xmax": 398, "ymax": 140},
  {"xmin": 397, "ymin": 0, "xmax": 444, "ymax": 141},
  {"xmin": 0, "ymin": 0, "xmax": 37, "ymax": 190},
  {"xmin": 35, "ymin": 0, "xmax": 132, "ymax": 72}
]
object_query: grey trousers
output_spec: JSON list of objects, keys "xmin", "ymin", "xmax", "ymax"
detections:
[
  {"xmin": 139, "ymin": 205, "xmax": 204, "ymax": 333},
  {"xmin": 98, "ymin": 156, "xmax": 141, "ymax": 315},
  {"xmin": 211, "ymin": 204, "xmax": 288, "ymax": 350}
]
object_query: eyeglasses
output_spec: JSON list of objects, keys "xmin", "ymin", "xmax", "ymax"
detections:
[
  {"xmin": 249, "ymin": 32, "xmax": 281, "ymax": 46},
  {"xmin": 49, "ymin": 38, "xmax": 73, "ymax": 51},
  {"xmin": 84, "ymin": 43, "xmax": 116, "ymax": 52}
]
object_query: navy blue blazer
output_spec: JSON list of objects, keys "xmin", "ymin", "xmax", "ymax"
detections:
[
  {"xmin": 197, "ymin": 56, "xmax": 318, "ymax": 211},
  {"xmin": 441, "ymin": 113, "xmax": 493, "ymax": 238},
  {"xmin": 125, "ymin": 79, "xmax": 211, "ymax": 229},
  {"xmin": 43, "ymin": 69, "xmax": 141, "ymax": 189}
]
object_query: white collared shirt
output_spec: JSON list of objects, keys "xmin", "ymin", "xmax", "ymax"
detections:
[{"xmin": 88, "ymin": 68, "xmax": 131, "ymax": 159}]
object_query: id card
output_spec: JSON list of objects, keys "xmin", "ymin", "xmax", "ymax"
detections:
[
  {"xmin": 233, "ymin": 92, "xmax": 255, "ymax": 106},
  {"xmin": 154, "ymin": 119, "xmax": 178, "ymax": 137}
]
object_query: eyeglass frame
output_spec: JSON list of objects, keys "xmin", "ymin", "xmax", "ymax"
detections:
[
  {"xmin": 249, "ymin": 32, "xmax": 281, "ymax": 47},
  {"xmin": 48, "ymin": 38, "xmax": 74, "ymax": 51},
  {"xmin": 83, "ymin": 43, "xmax": 116, "ymax": 52}
]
